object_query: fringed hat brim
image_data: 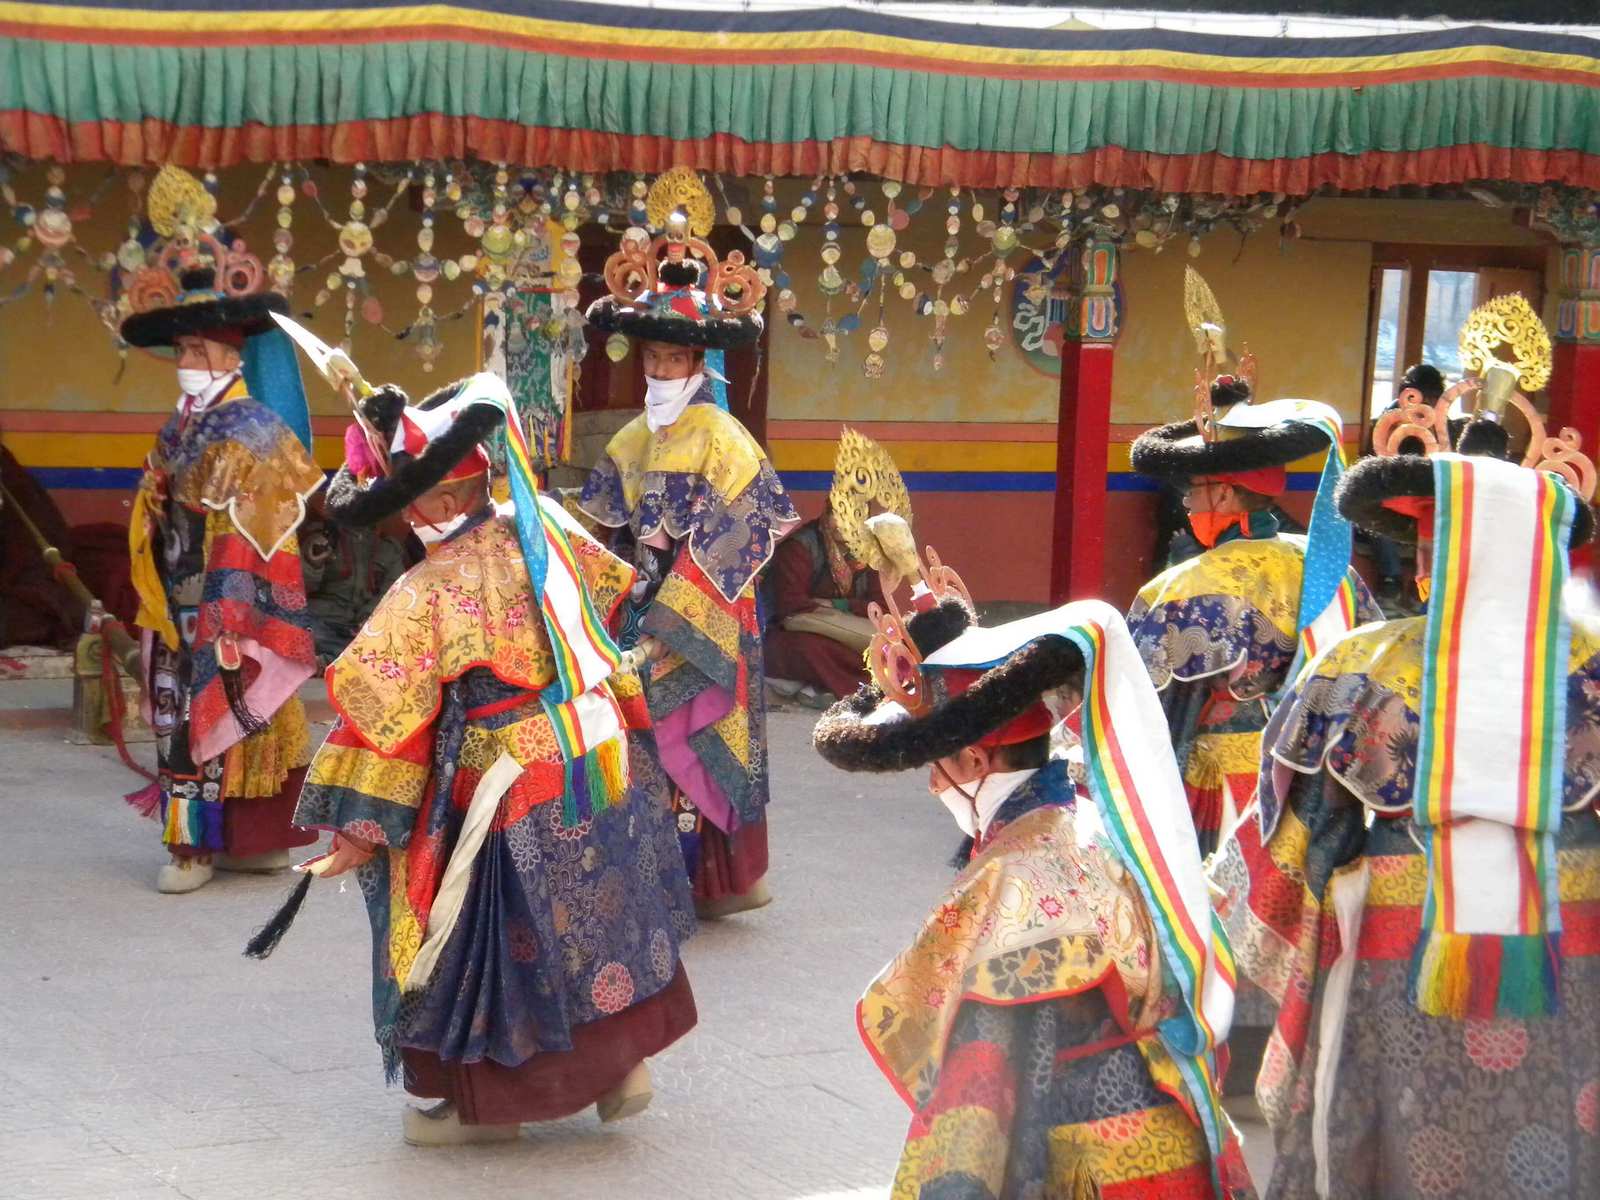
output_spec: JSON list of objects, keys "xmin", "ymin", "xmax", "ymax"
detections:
[
  {"xmin": 323, "ymin": 379, "xmax": 506, "ymax": 528},
  {"xmin": 811, "ymin": 636, "xmax": 1083, "ymax": 774},
  {"xmin": 120, "ymin": 292, "xmax": 289, "ymax": 350},
  {"xmin": 1335, "ymin": 451, "xmax": 1595, "ymax": 547},
  {"xmin": 585, "ymin": 296, "xmax": 762, "ymax": 350},
  {"xmin": 1130, "ymin": 418, "xmax": 1330, "ymax": 484}
]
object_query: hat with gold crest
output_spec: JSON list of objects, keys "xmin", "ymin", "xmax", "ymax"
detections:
[
  {"xmin": 1130, "ymin": 266, "xmax": 1331, "ymax": 491},
  {"xmin": 1338, "ymin": 292, "xmax": 1595, "ymax": 545},
  {"xmin": 583, "ymin": 167, "xmax": 766, "ymax": 353}
]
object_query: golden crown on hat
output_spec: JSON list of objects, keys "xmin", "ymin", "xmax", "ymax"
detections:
[
  {"xmin": 1184, "ymin": 266, "xmax": 1258, "ymax": 443},
  {"xmin": 122, "ymin": 165, "xmax": 267, "ymax": 315},
  {"xmin": 829, "ymin": 428, "xmax": 913, "ymax": 572},
  {"xmin": 601, "ymin": 167, "xmax": 765, "ymax": 316},
  {"xmin": 1373, "ymin": 293, "xmax": 1595, "ymax": 501}
]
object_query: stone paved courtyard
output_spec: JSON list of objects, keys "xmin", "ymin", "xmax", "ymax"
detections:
[{"xmin": 0, "ymin": 680, "xmax": 1269, "ymax": 1199}]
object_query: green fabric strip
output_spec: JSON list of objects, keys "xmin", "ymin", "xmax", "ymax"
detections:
[{"xmin": 2, "ymin": 39, "xmax": 1598, "ymax": 160}]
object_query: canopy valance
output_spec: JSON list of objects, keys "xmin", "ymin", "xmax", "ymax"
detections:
[{"xmin": 1, "ymin": 3, "xmax": 1598, "ymax": 191}]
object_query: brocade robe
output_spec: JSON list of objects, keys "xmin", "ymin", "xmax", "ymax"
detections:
[
  {"xmin": 579, "ymin": 389, "xmax": 798, "ymax": 899},
  {"xmin": 1127, "ymin": 528, "xmax": 1381, "ymax": 859},
  {"xmin": 862, "ymin": 761, "xmax": 1254, "ymax": 1200},
  {"xmin": 1212, "ymin": 617, "xmax": 1600, "ymax": 1198},
  {"xmin": 294, "ymin": 510, "xmax": 697, "ymax": 1118},
  {"xmin": 129, "ymin": 377, "xmax": 322, "ymax": 855}
]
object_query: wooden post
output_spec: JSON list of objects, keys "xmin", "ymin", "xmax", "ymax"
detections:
[
  {"xmin": 1548, "ymin": 243, "xmax": 1600, "ymax": 452},
  {"xmin": 1049, "ymin": 239, "xmax": 1120, "ymax": 603}
]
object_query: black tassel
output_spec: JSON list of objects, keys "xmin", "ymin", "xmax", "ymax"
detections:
[
  {"xmin": 949, "ymin": 836, "xmax": 975, "ymax": 870},
  {"xmin": 243, "ymin": 872, "xmax": 313, "ymax": 959},
  {"xmin": 222, "ymin": 668, "xmax": 270, "ymax": 738}
]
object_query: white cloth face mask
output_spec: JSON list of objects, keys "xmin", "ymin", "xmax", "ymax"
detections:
[
  {"xmin": 411, "ymin": 508, "xmax": 472, "ymax": 545},
  {"xmin": 643, "ymin": 373, "xmax": 704, "ymax": 432},
  {"xmin": 176, "ymin": 368, "xmax": 236, "ymax": 407}
]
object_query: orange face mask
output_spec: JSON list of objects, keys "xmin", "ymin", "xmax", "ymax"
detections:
[{"xmin": 1189, "ymin": 510, "xmax": 1246, "ymax": 548}]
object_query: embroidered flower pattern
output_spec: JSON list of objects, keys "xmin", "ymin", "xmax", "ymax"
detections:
[
  {"xmin": 591, "ymin": 962, "xmax": 635, "ymax": 1013},
  {"xmin": 1464, "ymin": 1018, "xmax": 1530, "ymax": 1073}
]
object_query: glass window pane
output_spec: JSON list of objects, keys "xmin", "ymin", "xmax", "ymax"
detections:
[
  {"xmin": 1369, "ymin": 267, "xmax": 1405, "ymax": 418},
  {"xmin": 1422, "ymin": 270, "xmax": 1477, "ymax": 388}
]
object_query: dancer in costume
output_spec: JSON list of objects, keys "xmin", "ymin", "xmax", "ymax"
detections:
[
  {"xmin": 580, "ymin": 175, "xmax": 797, "ymax": 919},
  {"xmin": 1128, "ymin": 269, "xmax": 1379, "ymax": 858},
  {"xmin": 765, "ymin": 428, "xmax": 910, "ymax": 704},
  {"xmin": 288, "ymin": 365, "xmax": 696, "ymax": 1145},
  {"xmin": 121, "ymin": 168, "xmax": 322, "ymax": 894},
  {"xmin": 813, "ymin": 544, "xmax": 1253, "ymax": 1200},
  {"xmin": 1212, "ymin": 296, "xmax": 1600, "ymax": 1197}
]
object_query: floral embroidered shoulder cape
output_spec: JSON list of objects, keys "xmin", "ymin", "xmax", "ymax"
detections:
[
  {"xmin": 1127, "ymin": 535, "xmax": 1379, "ymax": 699},
  {"xmin": 859, "ymin": 763, "xmax": 1171, "ymax": 1112},
  {"xmin": 578, "ymin": 392, "xmax": 797, "ymax": 603},
  {"xmin": 325, "ymin": 509, "xmax": 635, "ymax": 756},
  {"xmin": 1255, "ymin": 615, "xmax": 1600, "ymax": 840}
]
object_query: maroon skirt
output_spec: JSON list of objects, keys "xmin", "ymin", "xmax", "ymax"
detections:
[
  {"xmin": 400, "ymin": 965, "xmax": 697, "ymax": 1125},
  {"xmin": 693, "ymin": 818, "xmax": 768, "ymax": 901}
]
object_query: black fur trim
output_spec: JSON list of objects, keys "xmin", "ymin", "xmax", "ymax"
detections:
[
  {"xmin": 358, "ymin": 384, "xmax": 409, "ymax": 441},
  {"xmin": 1336, "ymin": 452, "xmax": 1595, "ymax": 547},
  {"xmin": 811, "ymin": 637, "xmax": 1083, "ymax": 773},
  {"xmin": 323, "ymin": 383, "xmax": 506, "ymax": 528},
  {"xmin": 1130, "ymin": 417, "xmax": 1330, "ymax": 484},
  {"xmin": 906, "ymin": 599, "xmax": 975, "ymax": 658},
  {"xmin": 120, "ymin": 290, "xmax": 289, "ymax": 349},
  {"xmin": 584, "ymin": 296, "xmax": 763, "ymax": 350}
]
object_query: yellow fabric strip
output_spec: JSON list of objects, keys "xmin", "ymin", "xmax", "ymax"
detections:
[
  {"xmin": 222, "ymin": 695, "xmax": 311, "ymax": 799},
  {"xmin": 127, "ymin": 473, "xmax": 179, "ymax": 651},
  {"xmin": 305, "ymin": 738, "xmax": 431, "ymax": 812}
]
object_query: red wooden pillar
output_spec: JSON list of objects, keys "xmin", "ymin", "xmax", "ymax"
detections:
[
  {"xmin": 1548, "ymin": 243, "xmax": 1600, "ymax": 450},
  {"xmin": 1049, "ymin": 240, "xmax": 1120, "ymax": 603}
]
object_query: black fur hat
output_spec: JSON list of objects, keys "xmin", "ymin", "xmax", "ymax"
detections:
[
  {"xmin": 584, "ymin": 286, "xmax": 763, "ymax": 351},
  {"xmin": 1131, "ymin": 390, "xmax": 1331, "ymax": 485},
  {"xmin": 1336, "ymin": 420, "xmax": 1595, "ymax": 547},
  {"xmin": 120, "ymin": 268, "xmax": 289, "ymax": 350},
  {"xmin": 812, "ymin": 596, "xmax": 1084, "ymax": 774},
  {"xmin": 323, "ymin": 379, "xmax": 506, "ymax": 528}
]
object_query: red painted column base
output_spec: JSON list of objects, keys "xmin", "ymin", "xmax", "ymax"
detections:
[{"xmin": 1049, "ymin": 341, "xmax": 1115, "ymax": 604}]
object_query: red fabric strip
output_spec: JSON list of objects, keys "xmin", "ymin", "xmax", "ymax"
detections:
[{"xmin": 5, "ymin": 112, "xmax": 1600, "ymax": 194}]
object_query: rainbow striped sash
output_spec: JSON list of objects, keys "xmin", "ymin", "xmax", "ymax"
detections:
[
  {"xmin": 1411, "ymin": 454, "xmax": 1576, "ymax": 1018},
  {"xmin": 1059, "ymin": 602, "xmax": 1237, "ymax": 1188},
  {"xmin": 541, "ymin": 687, "xmax": 630, "ymax": 828},
  {"xmin": 461, "ymin": 372, "xmax": 623, "ymax": 702}
]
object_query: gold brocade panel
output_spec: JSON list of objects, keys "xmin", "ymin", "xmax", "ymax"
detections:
[
  {"xmin": 167, "ymin": 394, "xmax": 324, "ymax": 561},
  {"xmin": 304, "ymin": 738, "xmax": 432, "ymax": 812},
  {"xmin": 603, "ymin": 405, "xmax": 767, "ymax": 513},
  {"xmin": 1133, "ymin": 536, "xmax": 1305, "ymax": 646},
  {"xmin": 327, "ymin": 515, "xmax": 636, "ymax": 755},
  {"xmin": 860, "ymin": 806, "xmax": 1161, "ymax": 1109},
  {"xmin": 221, "ymin": 695, "xmax": 311, "ymax": 799}
]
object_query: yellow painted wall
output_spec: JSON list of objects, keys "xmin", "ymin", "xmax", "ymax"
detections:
[
  {"xmin": 766, "ymin": 221, "xmax": 1060, "ymax": 424},
  {"xmin": 1110, "ymin": 233, "xmax": 1374, "ymax": 427},
  {"xmin": 0, "ymin": 163, "xmax": 479, "ymax": 418}
]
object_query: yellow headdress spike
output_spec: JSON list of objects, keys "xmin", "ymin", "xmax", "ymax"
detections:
[
  {"xmin": 829, "ymin": 428, "xmax": 913, "ymax": 573},
  {"xmin": 145, "ymin": 165, "xmax": 217, "ymax": 240}
]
